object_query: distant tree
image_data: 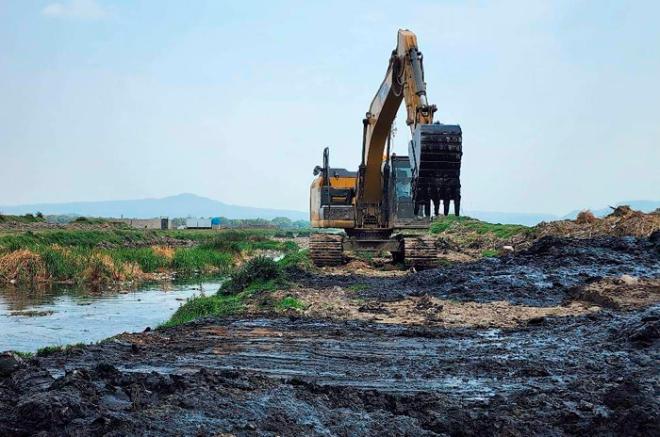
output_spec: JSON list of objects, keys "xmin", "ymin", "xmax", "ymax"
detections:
[
  {"xmin": 271, "ymin": 217, "xmax": 293, "ymax": 228},
  {"xmin": 293, "ymin": 220, "xmax": 311, "ymax": 229},
  {"xmin": 36, "ymin": 211, "xmax": 44, "ymax": 219}
]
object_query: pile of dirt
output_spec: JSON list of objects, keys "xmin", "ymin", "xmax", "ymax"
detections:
[
  {"xmin": 571, "ymin": 276, "xmax": 660, "ymax": 310},
  {"xmin": 534, "ymin": 206, "xmax": 660, "ymax": 240}
]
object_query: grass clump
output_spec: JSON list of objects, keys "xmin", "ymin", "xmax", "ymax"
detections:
[
  {"xmin": 111, "ymin": 247, "xmax": 169, "ymax": 273},
  {"xmin": 481, "ymin": 249, "xmax": 499, "ymax": 258},
  {"xmin": 222, "ymin": 256, "xmax": 282, "ymax": 293},
  {"xmin": 276, "ymin": 296, "xmax": 305, "ymax": 311},
  {"xmin": 430, "ymin": 215, "xmax": 528, "ymax": 239},
  {"xmin": 36, "ymin": 343, "xmax": 85, "ymax": 357},
  {"xmin": 12, "ymin": 351, "xmax": 34, "ymax": 359},
  {"xmin": 172, "ymin": 247, "xmax": 233, "ymax": 274},
  {"xmin": 278, "ymin": 249, "xmax": 312, "ymax": 272},
  {"xmin": 161, "ymin": 293, "xmax": 246, "ymax": 328}
]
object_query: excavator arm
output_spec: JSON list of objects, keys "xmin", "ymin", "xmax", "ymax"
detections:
[{"xmin": 357, "ymin": 29, "xmax": 462, "ymax": 224}]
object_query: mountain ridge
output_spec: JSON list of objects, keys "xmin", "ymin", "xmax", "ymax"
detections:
[
  {"xmin": 1, "ymin": 194, "xmax": 657, "ymax": 226},
  {"xmin": 0, "ymin": 193, "xmax": 308, "ymax": 221}
]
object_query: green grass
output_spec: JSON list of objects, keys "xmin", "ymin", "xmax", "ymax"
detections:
[
  {"xmin": 171, "ymin": 247, "xmax": 233, "ymax": 273},
  {"xmin": 481, "ymin": 249, "xmax": 499, "ymax": 258},
  {"xmin": 278, "ymin": 249, "xmax": 312, "ymax": 271},
  {"xmin": 0, "ymin": 229, "xmax": 155, "ymax": 251},
  {"xmin": 276, "ymin": 296, "xmax": 305, "ymax": 311},
  {"xmin": 0, "ymin": 228, "xmax": 285, "ymax": 252},
  {"xmin": 12, "ymin": 351, "xmax": 34, "ymax": 359},
  {"xmin": 36, "ymin": 343, "xmax": 85, "ymax": 357},
  {"xmin": 0, "ymin": 213, "xmax": 46, "ymax": 224},
  {"xmin": 38, "ymin": 247, "xmax": 85, "ymax": 281},
  {"xmin": 430, "ymin": 215, "xmax": 529, "ymax": 239},
  {"xmin": 0, "ymin": 227, "xmax": 301, "ymax": 286},
  {"xmin": 110, "ymin": 247, "xmax": 170, "ymax": 273},
  {"xmin": 160, "ymin": 292, "xmax": 248, "ymax": 328}
]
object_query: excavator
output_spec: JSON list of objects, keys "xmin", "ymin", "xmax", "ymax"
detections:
[{"xmin": 309, "ymin": 29, "xmax": 462, "ymax": 267}]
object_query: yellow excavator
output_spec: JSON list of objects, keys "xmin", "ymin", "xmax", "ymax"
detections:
[{"xmin": 309, "ymin": 29, "xmax": 462, "ymax": 267}]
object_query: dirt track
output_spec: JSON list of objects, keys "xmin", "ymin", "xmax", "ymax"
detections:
[{"xmin": 1, "ymin": 236, "xmax": 659, "ymax": 436}]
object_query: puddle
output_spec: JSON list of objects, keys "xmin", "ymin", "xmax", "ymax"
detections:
[{"xmin": 0, "ymin": 278, "xmax": 224, "ymax": 353}]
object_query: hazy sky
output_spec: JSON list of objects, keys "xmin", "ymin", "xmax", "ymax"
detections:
[{"xmin": 1, "ymin": 0, "xmax": 658, "ymax": 215}]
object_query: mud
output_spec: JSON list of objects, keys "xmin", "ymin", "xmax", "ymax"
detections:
[
  {"xmin": 351, "ymin": 236, "xmax": 660, "ymax": 306},
  {"xmin": 0, "ymin": 235, "xmax": 658, "ymax": 436}
]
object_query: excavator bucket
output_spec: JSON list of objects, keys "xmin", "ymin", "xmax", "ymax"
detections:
[{"xmin": 408, "ymin": 123, "xmax": 462, "ymax": 216}]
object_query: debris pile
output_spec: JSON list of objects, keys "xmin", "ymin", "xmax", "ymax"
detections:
[{"xmin": 535, "ymin": 206, "xmax": 660, "ymax": 239}]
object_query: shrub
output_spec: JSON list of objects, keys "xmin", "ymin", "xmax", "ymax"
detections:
[{"xmin": 227, "ymin": 256, "xmax": 281, "ymax": 292}]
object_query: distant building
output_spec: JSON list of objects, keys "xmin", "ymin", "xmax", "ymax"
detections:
[
  {"xmin": 185, "ymin": 218, "xmax": 212, "ymax": 229},
  {"xmin": 116, "ymin": 218, "xmax": 169, "ymax": 230}
]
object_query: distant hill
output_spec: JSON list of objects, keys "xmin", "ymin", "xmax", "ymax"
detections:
[
  {"xmin": 2, "ymin": 194, "xmax": 657, "ymax": 226},
  {"xmin": 562, "ymin": 200, "xmax": 660, "ymax": 220},
  {"xmin": 0, "ymin": 193, "xmax": 308, "ymax": 221}
]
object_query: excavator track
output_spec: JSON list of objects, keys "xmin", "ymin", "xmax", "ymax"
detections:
[
  {"xmin": 309, "ymin": 234, "xmax": 345, "ymax": 267},
  {"xmin": 403, "ymin": 235, "xmax": 448, "ymax": 269}
]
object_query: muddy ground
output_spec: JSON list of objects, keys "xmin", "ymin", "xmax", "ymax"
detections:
[{"xmin": 1, "ymin": 235, "xmax": 659, "ymax": 436}]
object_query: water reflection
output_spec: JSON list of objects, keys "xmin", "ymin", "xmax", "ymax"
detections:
[{"xmin": 0, "ymin": 278, "xmax": 224, "ymax": 353}]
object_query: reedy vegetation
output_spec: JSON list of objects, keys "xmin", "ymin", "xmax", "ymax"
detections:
[{"xmin": 0, "ymin": 229, "xmax": 297, "ymax": 286}]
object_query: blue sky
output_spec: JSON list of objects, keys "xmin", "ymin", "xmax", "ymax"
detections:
[{"xmin": 1, "ymin": 0, "xmax": 658, "ymax": 214}]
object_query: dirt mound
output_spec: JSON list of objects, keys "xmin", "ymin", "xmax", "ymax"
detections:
[
  {"xmin": 573, "ymin": 277, "xmax": 660, "ymax": 310},
  {"xmin": 535, "ymin": 206, "xmax": 660, "ymax": 239},
  {"xmin": 576, "ymin": 209, "xmax": 597, "ymax": 224}
]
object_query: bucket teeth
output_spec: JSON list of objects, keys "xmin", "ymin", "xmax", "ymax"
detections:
[{"xmin": 409, "ymin": 124, "xmax": 462, "ymax": 216}]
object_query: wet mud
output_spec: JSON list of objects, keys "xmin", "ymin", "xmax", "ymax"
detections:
[{"xmin": 1, "ymin": 236, "xmax": 658, "ymax": 436}]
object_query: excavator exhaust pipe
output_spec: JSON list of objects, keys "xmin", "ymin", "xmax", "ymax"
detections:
[{"xmin": 409, "ymin": 123, "xmax": 462, "ymax": 217}]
